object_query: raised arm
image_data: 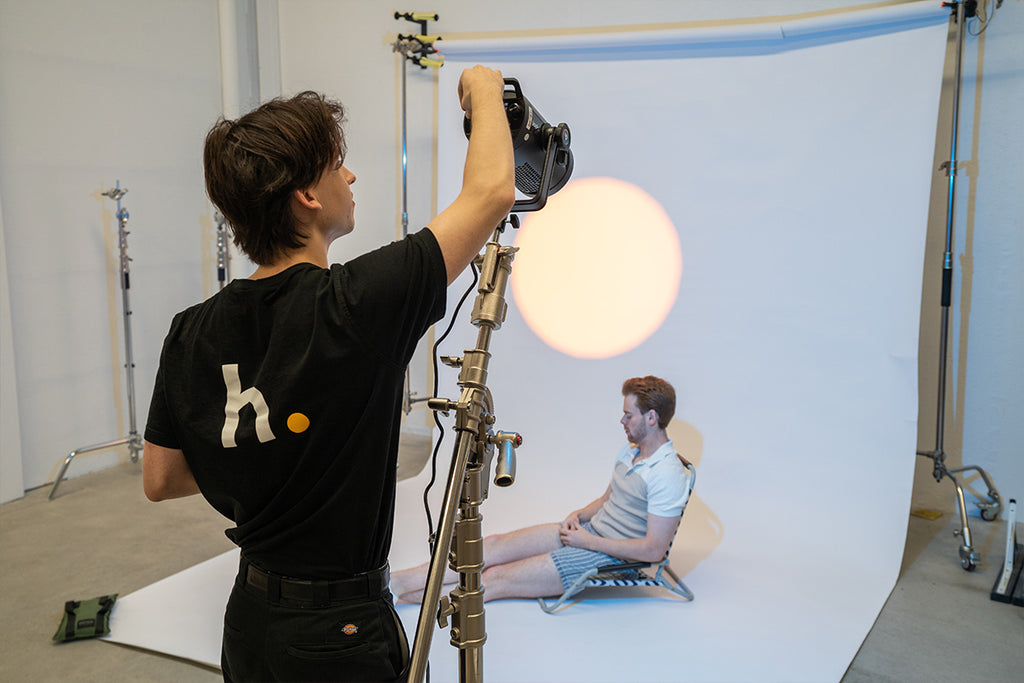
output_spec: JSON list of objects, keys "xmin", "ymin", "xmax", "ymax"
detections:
[
  {"xmin": 427, "ymin": 65, "xmax": 515, "ymax": 285},
  {"xmin": 562, "ymin": 486, "xmax": 612, "ymax": 529}
]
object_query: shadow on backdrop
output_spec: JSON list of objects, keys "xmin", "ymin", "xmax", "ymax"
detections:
[{"xmin": 667, "ymin": 418, "xmax": 722, "ymax": 577}]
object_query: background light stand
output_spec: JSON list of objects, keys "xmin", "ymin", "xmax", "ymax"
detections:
[
  {"xmin": 408, "ymin": 88, "xmax": 572, "ymax": 683},
  {"xmin": 49, "ymin": 181, "xmax": 143, "ymax": 499},
  {"xmin": 917, "ymin": 0, "xmax": 1002, "ymax": 570},
  {"xmin": 393, "ymin": 10, "xmax": 444, "ymax": 416}
]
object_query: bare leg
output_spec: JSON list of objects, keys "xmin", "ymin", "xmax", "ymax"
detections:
[
  {"xmin": 390, "ymin": 562, "xmax": 456, "ymax": 603},
  {"xmin": 392, "ymin": 523, "xmax": 562, "ymax": 603},
  {"xmin": 483, "ymin": 523, "xmax": 562, "ymax": 565},
  {"xmin": 481, "ymin": 552, "xmax": 563, "ymax": 602}
]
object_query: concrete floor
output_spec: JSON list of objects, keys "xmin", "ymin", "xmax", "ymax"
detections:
[
  {"xmin": 1, "ymin": 449, "xmax": 1021, "ymax": 682},
  {"xmin": 841, "ymin": 458, "xmax": 1024, "ymax": 683}
]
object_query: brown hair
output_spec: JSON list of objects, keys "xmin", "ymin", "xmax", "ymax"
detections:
[
  {"xmin": 622, "ymin": 376, "xmax": 676, "ymax": 429},
  {"xmin": 203, "ymin": 91, "xmax": 346, "ymax": 265}
]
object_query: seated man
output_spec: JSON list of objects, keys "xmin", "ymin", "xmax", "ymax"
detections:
[{"xmin": 391, "ymin": 375, "xmax": 692, "ymax": 603}]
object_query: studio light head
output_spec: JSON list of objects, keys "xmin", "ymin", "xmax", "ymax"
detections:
[{"xmin": 465, "ymin": 78, "xmax": 573, "ymax": 212}]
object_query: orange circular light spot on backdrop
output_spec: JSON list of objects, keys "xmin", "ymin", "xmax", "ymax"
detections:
[{"xmin": 512, "ymin": 177, "xmax": 682, "ymax": 359}]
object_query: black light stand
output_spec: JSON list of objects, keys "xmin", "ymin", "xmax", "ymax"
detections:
[
  {"xmin": 215, "ymin": 211, "xmax": 231, "ymax": 289},
  {"xmin": 917, "ymin": 0, "xmax": 1001, "ymax": 570},
  {"xmin": 407, "ymin": 82, "xmax": 572, "ymax": 683},
  {"xmin": 49, "ymin": 181, "xmax": 143, "ymax": 499}
]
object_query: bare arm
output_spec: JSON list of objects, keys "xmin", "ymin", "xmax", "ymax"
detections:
[
  {"xmin": 427, "ymin": 65, "xmax": 515, "ymax": 285},
  {"xmin": 142, "ymin": 440, "xmax": 200, "ymax": 501},
  {"xmin": 562, "ymin": 486, "xmax": 612, "ymax": 528},
  {"xmin": 560, "ymin": 513, "xmax": 681, "ymax": 564}
]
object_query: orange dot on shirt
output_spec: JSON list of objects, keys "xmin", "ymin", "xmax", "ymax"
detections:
[
  {"xmin": 287, "ymin": 413, "xmax": 310, "ymax": 433},
  {"xmin": 512, "ymin": 177, "xmax": 682, "ymax": 359}
]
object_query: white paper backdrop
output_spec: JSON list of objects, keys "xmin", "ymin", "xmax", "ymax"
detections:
[{"xmin": 410, "ymin": 4, "xmax": 948, "ymax": 681}]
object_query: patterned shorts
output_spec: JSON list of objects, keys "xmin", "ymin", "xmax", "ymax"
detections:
[{"xmin": 548, "ymin": 524, "xmax": 633, "ymax": 590}]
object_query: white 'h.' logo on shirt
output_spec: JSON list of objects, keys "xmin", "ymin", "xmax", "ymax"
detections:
[{"xmin": 221, "ymin": 364, "xmax": 276, "ymax": 448}]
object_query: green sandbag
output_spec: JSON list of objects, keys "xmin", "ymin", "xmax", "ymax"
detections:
[{"xmin": 52, "ymin": 594, "xmax": 118, "ymax": 643}]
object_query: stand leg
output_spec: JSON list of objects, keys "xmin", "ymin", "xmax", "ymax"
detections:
[
  {"xmin": 48, "ymin": 434, "xmax": 140, "ymax": 500},
  {"xmin": 948, "ymin": 464, "xmax": 1003, "ymax": 520},
  {"xmin": 949, "ymin": 469, "xmax": 979, "ymax": 570},
  {"xmin": 916, "ymin": 449, "xmax": 1002, "ymax": 571}
]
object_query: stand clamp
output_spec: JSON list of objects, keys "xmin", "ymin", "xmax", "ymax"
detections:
[{"xmin": 393, "ymin": 11, "xmax": 444, "ymax": 69}]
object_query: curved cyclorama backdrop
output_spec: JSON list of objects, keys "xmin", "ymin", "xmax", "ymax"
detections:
[
  {"xmin": 421, "ymin": 3, "xmax": 948, "ymax": 682},
  {"xmin": 106, "ymin": 4, "xmax": 950, "ymax": 682}
]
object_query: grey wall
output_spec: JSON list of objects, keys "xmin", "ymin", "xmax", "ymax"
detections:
[{"xmin": 0, "ymin": 0, "xmax": 223, "ymax": 496}]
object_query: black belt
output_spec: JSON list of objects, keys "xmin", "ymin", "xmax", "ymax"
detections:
[{"xmin": 241, "ymin": 558, "xmax": 390, "ymax": 606}]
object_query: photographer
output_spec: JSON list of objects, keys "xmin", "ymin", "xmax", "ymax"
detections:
[{"xmin": 141, "ymin": 65, "xmax": 513, "ymax": 682}]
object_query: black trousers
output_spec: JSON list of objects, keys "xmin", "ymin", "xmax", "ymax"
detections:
[{"xmin": 221, "ymin": 560, "xmax": 409, "ymax": 683}]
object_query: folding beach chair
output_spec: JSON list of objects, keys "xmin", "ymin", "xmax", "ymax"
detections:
[{"xmin": 538, "ymin": 455, "xmax": 696, "ymax": 614}]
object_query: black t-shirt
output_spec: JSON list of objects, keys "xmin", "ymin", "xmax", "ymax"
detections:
[{"xmin": 144, "ymin": 229, "xmax": 446, "ymax": 579}]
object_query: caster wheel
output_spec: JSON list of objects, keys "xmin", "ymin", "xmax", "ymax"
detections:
[
  {"xmin": 980, "ymin": 509, "xmax": 998, "ymax": 522},
  {"xmin": 959, "ymin": 546, "xmax": 978, "ymax": 571}
]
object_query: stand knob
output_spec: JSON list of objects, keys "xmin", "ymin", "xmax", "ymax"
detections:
[
  {"xmin": 436, "ymin": 596, "xmax": 454, "ymax": 628},
  {"xmin": 427, "ymin": 398, "xmax": 454, "ymax": 415}
]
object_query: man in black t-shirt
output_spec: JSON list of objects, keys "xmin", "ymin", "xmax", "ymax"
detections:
[{"xmin": 143, "ymin": 66, "xmax": 514, "ymax": 682}]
